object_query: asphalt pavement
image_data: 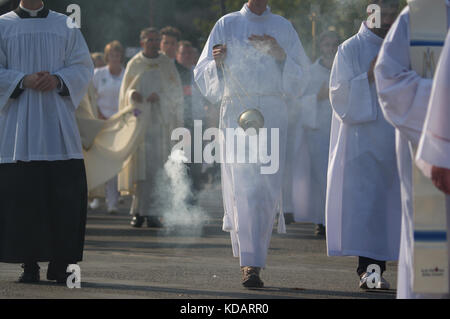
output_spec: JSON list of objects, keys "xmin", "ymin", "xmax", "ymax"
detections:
[{"xmin": 0, "ymin": 185, "xmax": 397, "ymax": 299}]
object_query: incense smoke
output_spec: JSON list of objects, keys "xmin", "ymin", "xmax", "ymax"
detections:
[{"xmin": 153, "ymin": 149, "xmax": 209, "ymax": 235}]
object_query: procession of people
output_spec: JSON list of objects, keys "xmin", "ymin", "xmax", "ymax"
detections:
[{"xmin": 0, "ymin": 0, "xmax": 449, "ymax": 299}]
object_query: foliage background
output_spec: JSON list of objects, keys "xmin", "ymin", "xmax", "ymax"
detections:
[{"xmin": 2, "ymin": 0, "xmax": 407, "ymax": 61}]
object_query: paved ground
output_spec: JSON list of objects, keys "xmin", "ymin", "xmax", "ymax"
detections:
[{"xmin": 0, "ymin": 185, "xmax": 398, "ymax": 299}]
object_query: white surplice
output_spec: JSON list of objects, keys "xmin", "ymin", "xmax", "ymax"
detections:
[
  {"xmin": 417, "ymin": 31, "xmax": 450, "ymax": 170},
  {"xmin": 293, "ymin": 59, "xmax": 332, "ymax": 225},
  {"xmin": 417, "ymin": 30, "xmax": 450, "ymax": 296},
  {"xmin": 194, "ymin": 4, "xmax": 310, "ymax": 267},
  {"xmin": 375, "ymin": 3, "xmax": 450, "ymax": 299},
  {"xmin": 326, "ymin": 23, "xmax": 402, "ymax": 261},
  {"xmin": 0, "ymin": 11, "xmax": 94, "ymax": 163}
]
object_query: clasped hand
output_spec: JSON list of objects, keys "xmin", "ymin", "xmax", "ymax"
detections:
[{"xmin": 23, "ymin": 71, "xmax": 60, "ymax": 92}]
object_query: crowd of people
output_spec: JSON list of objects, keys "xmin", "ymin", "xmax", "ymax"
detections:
[
  {"xmin": 0, "ymin": 0, "xmax": 449, "ymax": 299},
  {"xmin": 86, "ymin": 27, "xmax": 214, "ymax": 226}
]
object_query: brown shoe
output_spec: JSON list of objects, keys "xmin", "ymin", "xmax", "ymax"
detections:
[{"xmin": 241, "ymin": 266, "xmax": 264, "ymax": 288}]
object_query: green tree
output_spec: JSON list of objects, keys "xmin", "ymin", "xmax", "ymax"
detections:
[{"xmin": 43, "ymin": 0, "xmax": 408, "ymax": 62}]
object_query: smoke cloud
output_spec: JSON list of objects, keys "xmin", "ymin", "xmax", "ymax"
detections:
[{"xmin": 153, "ymin": 149, "xmax": 209, "ymax": 236}]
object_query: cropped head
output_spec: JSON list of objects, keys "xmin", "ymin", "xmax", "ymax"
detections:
[
  {"xmin": 191, "ymin": 47, "xmax": 200, "ymax": 67},
  {"xmin": 160, "ymin": 26, "xmax": 181, "ymax": 59},
  {"xmin": 176, "ymin": 41, "xmax": 194, "ymax": 68},
  {"xmin": 104, "ymin": 40, "xmax": 125, "ymax": 66},
  {"xmin": 247, "ymin": 0, "xmax": 269, "ymax": 15},
  {"xmin": 140, "ymin": 27, "xmax": 161, "ymax": 58},
  {"xmin": 20, "ymin": 0, "xmax": 44, "ymax": 9},
  {"xmin": 368, "ymin": 0, "xmax": 400, "ymax": 38},
  {"xmin": 319, "ymin": 30, "xmax": 340, "ymax": 61},
  {"xmin": 91, "ymin": 52, "xmax": 106, "ymax": 68}
]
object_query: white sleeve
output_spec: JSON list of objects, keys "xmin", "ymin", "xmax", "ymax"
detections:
[
  {"xmin": 417, "ymin": 32, "xmax": 450, "ymax": 170},
  {"xmin": 54, "ymin": 27, "xmax": 94, "ymax": 109},
  {"xmin": 375, "ymin": 12, "xmax": 431, "ymax": 146},
  {"xmin": 0, "ymin": 32, "xmax": 25, "ymax": 114},
  {"xmin": 329, "ymin": 46, "xmax": 377, "ymax": 125},
  {"xmin": 194, "ymin": 19, "xmax": 226, "ymax": 105},
  {"xmin": 280, "ymin": 24, "xmax": 310, "ymax": 98},
  {"xmin": 92, "ymin": 69, "xmax": 101, "ymax": 91}
]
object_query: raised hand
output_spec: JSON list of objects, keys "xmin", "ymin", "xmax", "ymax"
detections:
[
  {"xmin": 213, "ymin": 44, "xmax": 227, "ymax": 67},
  {"xmin": 248, "ymin": 34, "xmax": 286, "ymax": 61}
]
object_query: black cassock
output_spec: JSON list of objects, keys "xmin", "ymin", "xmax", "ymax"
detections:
[{"xmin": 0, "ymin": 160, "xmax": 88, "ymax": 263}]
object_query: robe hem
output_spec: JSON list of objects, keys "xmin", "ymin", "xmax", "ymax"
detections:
[
  {"xmin": 0, "ymin": 153, "xmax": 84, "ymax": 164},
  {"xmin": 327, "ymin": 249, "xmax": 398, "ymax": 262},
  {"xmin": 0, "ymin": 257, "xmax": 83, "ymax": 264},
  {"xmin": 418, "ymin": 133, "xmax": 450, "ymax": 170}
]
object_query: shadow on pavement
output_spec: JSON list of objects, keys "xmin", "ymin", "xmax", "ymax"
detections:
[
  {"xmin": 84, "ymin": 240, "xmax": 230, "ymax": 251},
  {"xmin": 80, "ymin": 281, "xmax": 299, "ymax": 299}
]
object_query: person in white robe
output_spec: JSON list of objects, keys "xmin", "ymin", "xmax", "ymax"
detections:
[
  {"xmin": 375, "ymin": 0, "xmax": 450, "ymax": 299},
  {"xmin": 194, "ymin": 0, "xmax": 310, "ymax": 288},
  {"xmin": 89, "ymin": 41, "xmax": 125, "ymax": 214},
  {"xmin": 0, "ymin": 0, "xmax": 93, "ymax": 283},
  {"xmin": 118, "ymin": 28, "xmax": 184, "ymax": 228},
  {"xmin": 327, "ymin": 0, "xmax": 402, "ymax": 290},
  {"xmin": 418, "ymin": 31, "xmax": 450, "ymax": 196},
  {"xmin": 292, "ymin": 30, "xmax": 340, "ymax": 236}
]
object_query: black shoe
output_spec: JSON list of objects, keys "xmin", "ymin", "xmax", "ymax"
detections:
[
  {"xmin": 47, "ymin": 262, "xmax": 70, "ymax": 284},
  {"xmin": 18, "ymin": 263, "xmax": 40, "ymax": 283},
  {"xmin": 284, "ymin": 213, "xmax": 295, "ymax": 225},
  {"xmin": 131, "ymin": 215, "xmax": 145, "ymax": 228},
  {"xmin": 315, "ymin": 224, "xmax": 326, "ymax": 236},
  {"xmin": 146, "ymin": 216, "xmax": 164, "ymax": 228},
  {"xmin": 241, "ymin": 267, "xmax": 264, "ymax": 289}
]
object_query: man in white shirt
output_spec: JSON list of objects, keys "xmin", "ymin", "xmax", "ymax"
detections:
[{"xmin": 0, "ymin": 0, "xmax": 93, "ymax": 283}]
